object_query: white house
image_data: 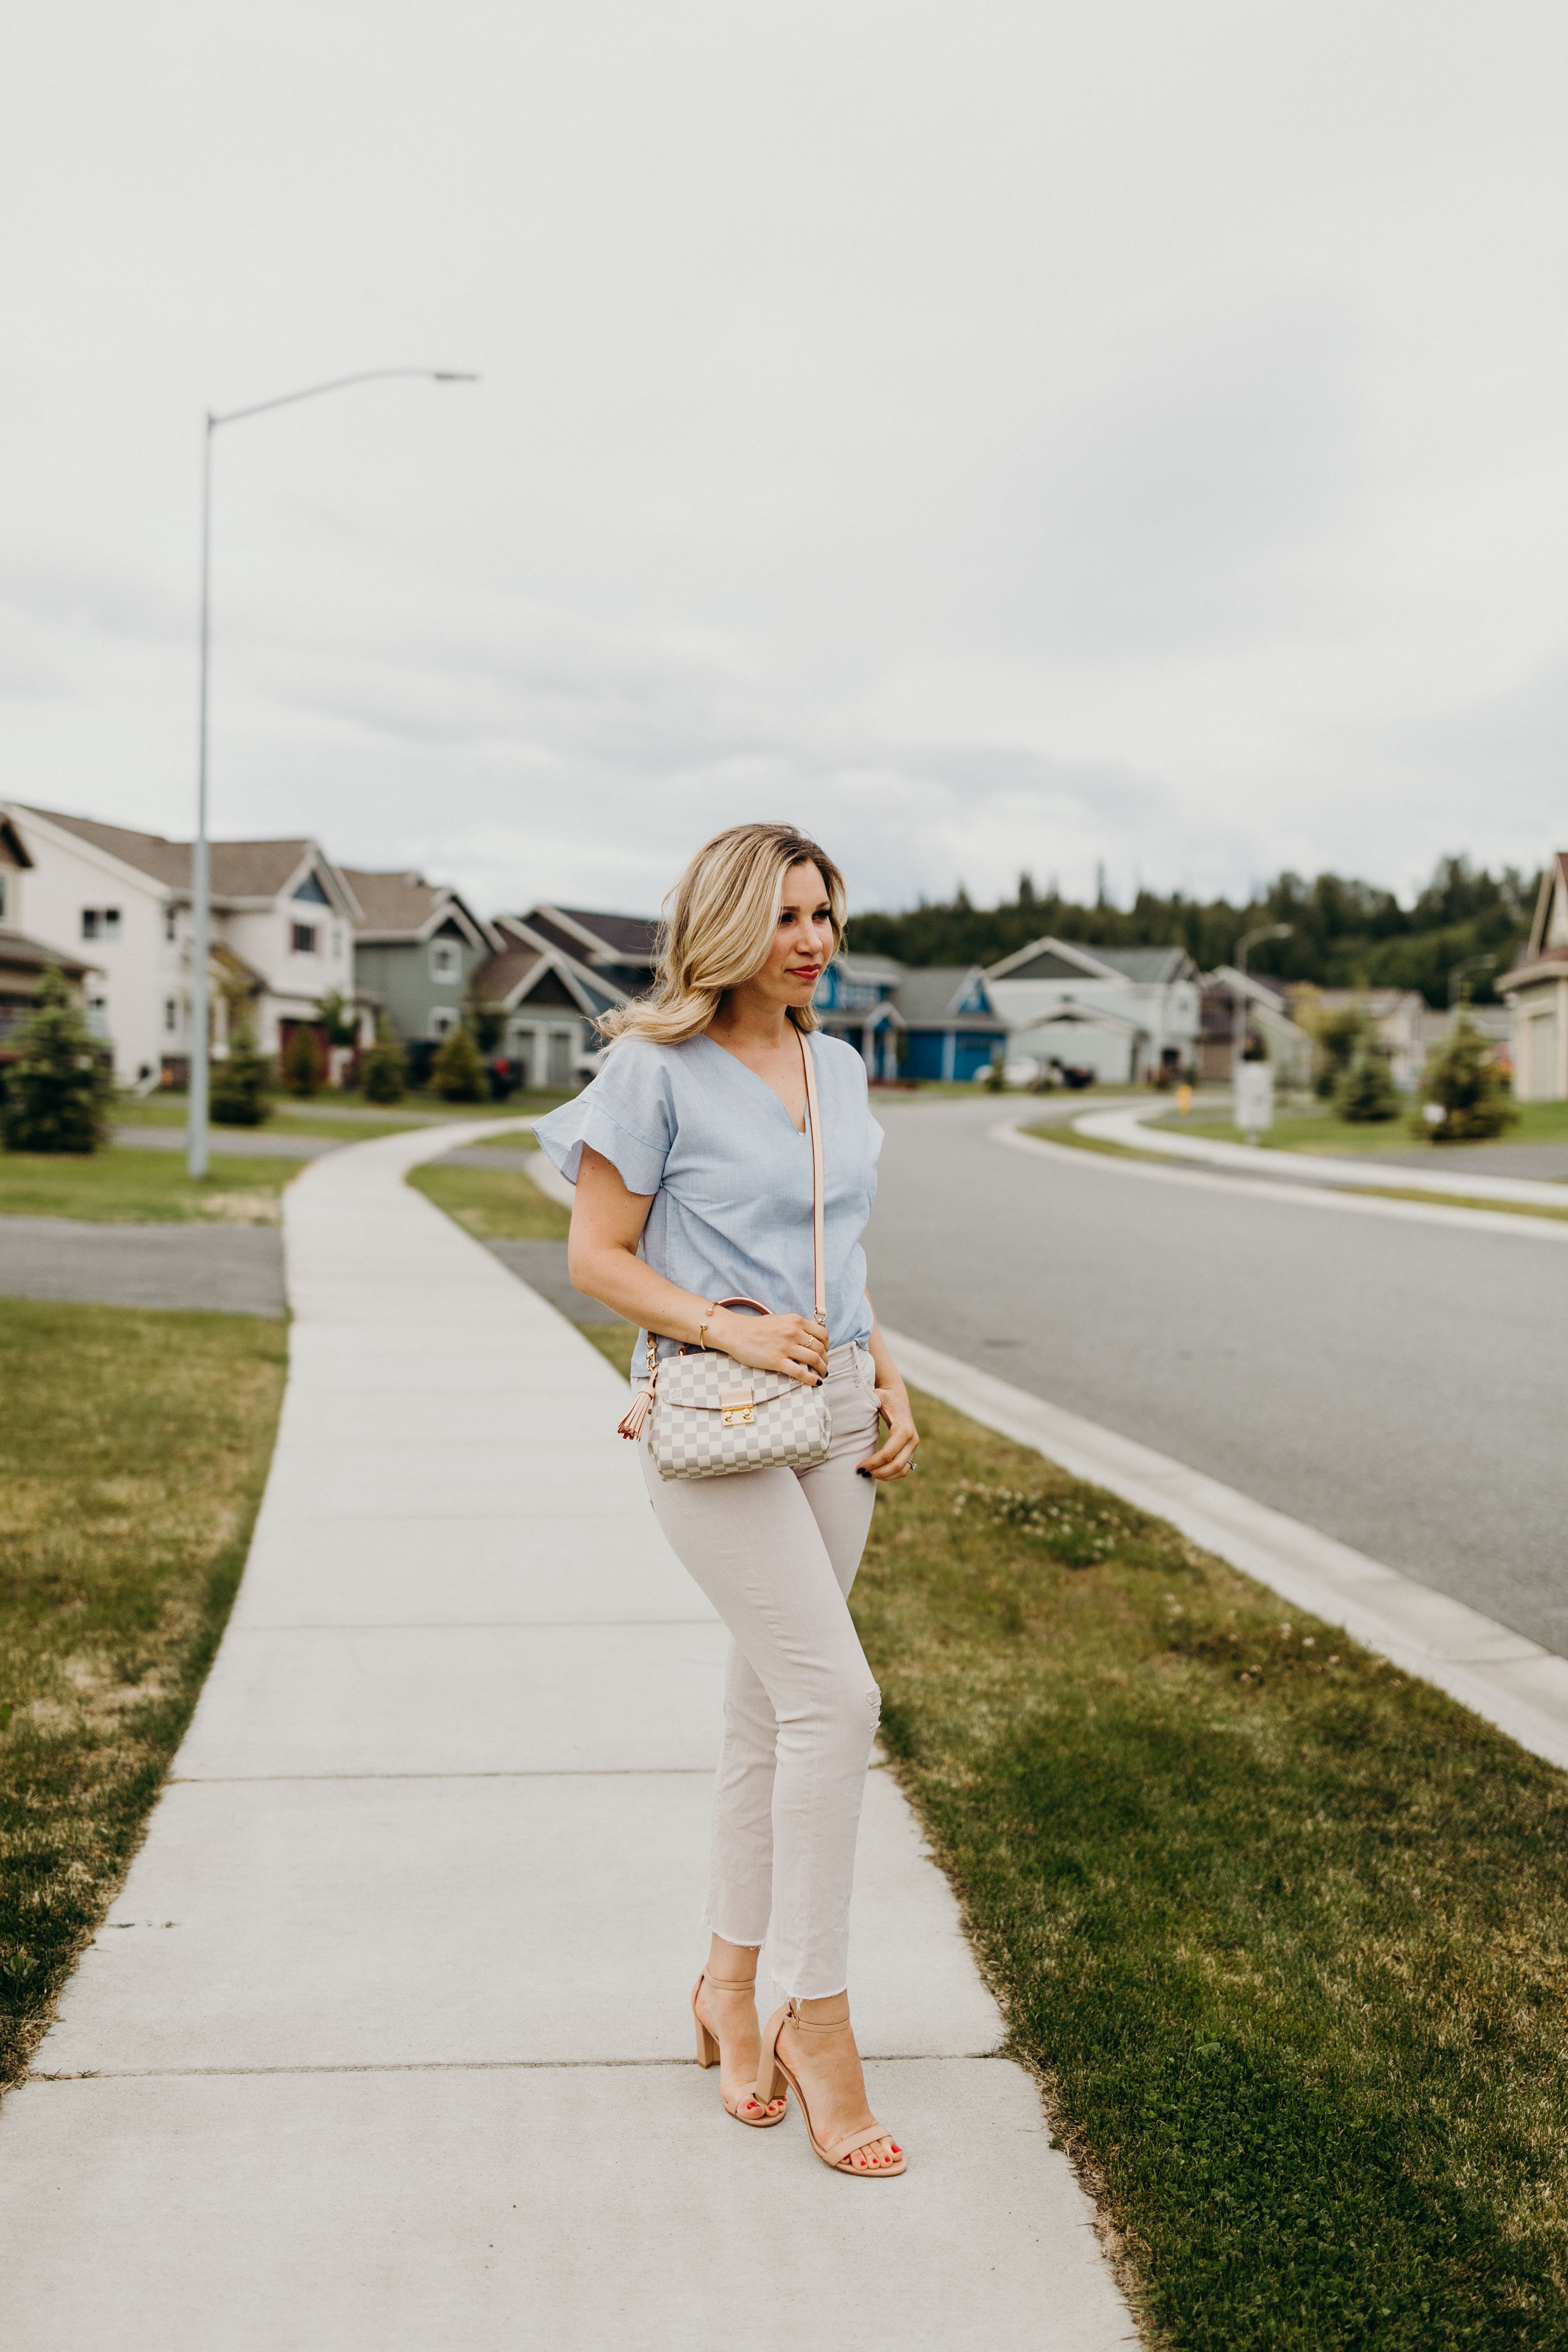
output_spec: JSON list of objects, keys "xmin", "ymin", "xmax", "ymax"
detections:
[
  {"xmin": 0, "ymin": 803, "xmax": 360, "ymax": 1085},
  {"xmin": 986, "ymin": 938, "xmax": 1202, "ymax": 1084},
  {"xmin": 474, "ymin": 911, "xmax": 651, "ymax": 1088},
  {"xmin": 1498, "ymin": 852, "xmax": 1568, "ymax": 1101}
]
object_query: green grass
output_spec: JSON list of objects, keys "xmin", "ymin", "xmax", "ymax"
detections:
[
  {"xmin": 0, "ymin": 1146, "xmax": 298, "ymax": 1224},
  {"xmin": 1022, "ymin": 1122, "xmax": 1167, "ymax": 1163},
  {"xmin": 852, "ymin": 1391, "xmax": 1568, "ymax": 2349},
  {"xmin": 1159, "ymin": 1099, "xmax": 1568, "ymax": 1158},
  {"xmin": 1023, "ymin": 1125, "xmax": 1568, "ymax": 1222},
  {"xmin": 406, "ymin": 1158, "xmax": 570, "ymax": 1240},
  {"xmin": 0, "ymin": 1300, "xmax": 286, "ymax": 2090},
  {"xmin": 468, "ymin": 1127, "xmax": 540, "ymax": 1149}
]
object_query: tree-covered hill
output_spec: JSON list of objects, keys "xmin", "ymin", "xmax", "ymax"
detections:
[{"xmin": 844, "ymin": 856, "xmax": 1537, "ymax": 1007}]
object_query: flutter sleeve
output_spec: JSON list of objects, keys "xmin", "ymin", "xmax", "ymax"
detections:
[{"xmin": 531, "ymin": 1040, "xmax": 673, "ymax": 1196}]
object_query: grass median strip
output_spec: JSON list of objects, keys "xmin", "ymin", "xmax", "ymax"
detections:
[
  {"xmin": 0, "ymin": 1299, "xmax": 286, "ymax": 2092},
  {"xmin": 408, "ymin": 1158, "xmax": 571, "ymax": 1240},
  {"xmin": 854, "ymin": 1390, "xmax": 1568, "ymax": 2349},
  {"xmin": 0, "ymin": 1146, "xmax": 296, "ymax": 1224}
]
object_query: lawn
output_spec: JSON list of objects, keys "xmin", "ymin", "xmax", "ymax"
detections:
[
  {"xmin": 852, "ymin": 1393, "xmax": 1568, "ymax": 2349},
  {"xmin": 0, "ymin": 1299, "xmax": 286, "ymax": 2091},
  {"xmin": 406, "ymin": 1157, "xmax": 570, "ymax": 1240},
  {"xmin": 1157, "ymin": 1099, "xmax": 1568, "ymax": 1157},
  {"xmin": 0, "ymin": 1146, "xmax": 297, "ymax": 1224}
]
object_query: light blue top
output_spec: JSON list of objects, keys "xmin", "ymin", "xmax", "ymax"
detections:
[{"xmin": 533, "ymin": 1030, "xmax": 883, "ymax": 1356}]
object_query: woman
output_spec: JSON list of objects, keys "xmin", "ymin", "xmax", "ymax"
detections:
[{"xmin": 535, "ymin": 823, "xmax": 920, "ymax": 2177}]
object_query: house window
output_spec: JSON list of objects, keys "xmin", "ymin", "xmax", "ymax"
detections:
[
  {"xmin": 430, "ymin": 940, "xmax": 462, "ymax": 984},
  {"xmin": 331, "ymin": 927, "xmax": 342, "ymax": 959},
  {"xmin": 164, "ymin": 998, "xmax": 178, "ymax": 1034},
  {"xmin": 82, "ymin": 908, "xmax": 121, "ymax": 941},
  {"xmin": 165, "ymin": 906, "xmax": 178, "ymax": 942},
  {"xmin": 292, "ymin": 922, "xmax": 318, "ymax": 955},
  {"xmin": 428, "ymin": 1007, "xmax": 459, "ymax": 1041},
  {"xmin": 0, "ymin": 873, "xmax": 7, "ymax": 921}
]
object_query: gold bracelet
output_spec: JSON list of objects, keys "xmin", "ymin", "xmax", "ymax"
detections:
[{"xmin": 696, "ymin": 1304, "xmax": 716, "ymax": 1351}]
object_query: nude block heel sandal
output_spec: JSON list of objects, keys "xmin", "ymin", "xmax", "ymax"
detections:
[
  {"xmin": 691, "ymin": 1972, "xmax": 788, "ymax": 2127},
  {"xmin": 755, "ymin": 2001, "xmax": 906, "ymax": 2175}
]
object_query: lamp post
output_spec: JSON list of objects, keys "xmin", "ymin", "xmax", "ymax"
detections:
[
  {"xmin": 188, "ymin": 369, "xmax": 478, "ymax": 1177},
  {"xmin": 1230, "ymin": 923, "xmax": 1293, "ymax": 1077}
]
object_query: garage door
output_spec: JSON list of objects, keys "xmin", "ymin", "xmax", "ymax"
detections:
[{"xmin": 1527, "ymin": 1012, "xmax": 1558, "ymax": 1100}]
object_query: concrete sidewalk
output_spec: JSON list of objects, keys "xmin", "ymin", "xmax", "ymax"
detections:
[{"xmin": 0, "ymin": 1121, "xmax": 1134, "ymax": 2350}]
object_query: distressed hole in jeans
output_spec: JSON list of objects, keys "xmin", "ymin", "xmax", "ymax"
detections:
[{"xmin": 865, "ymin": 1684, "xmax": 882, "ymax": 1726}]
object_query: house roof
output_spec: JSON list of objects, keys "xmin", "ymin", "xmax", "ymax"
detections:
[
  {"xmin": 0, "ymin": 817, "xmax": 34, "ymax": 870},
  {"xmin": 892, "ymin": 966, "xmax": 1006, "ymax": 1027},
  {"xmin": 507, "ymin": 906, "xmax": 659, "ymax": 971},
  {"xmin": 470, "ymin": 942, "xmax": 623, "ymax": 1021},
  {"xmin": 987, "ymin": 935, "xmax": 1198, "ymax": 987},
  {"xmin": 337, "ymin": 867, "xmax": 495, "ymax": 949},
  {"xmin": 15, "ymin": 805, "xmax": 347, "ymax": 906},
  {"xmin": 1503, "ymin": 853, "xmax": 1568, "ymax": 988},
  {"xmin": 0, "ymin": 926, "xmax": 96, "ymax": 982},
  {"xmin": 1090, "ymin": 945, "xmax": 1199, "ymax": 985}
]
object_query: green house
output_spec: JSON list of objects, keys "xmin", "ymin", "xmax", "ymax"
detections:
[{"xmin": 342, "ymin": 870, "xmax": 500, "ymax": 1054}]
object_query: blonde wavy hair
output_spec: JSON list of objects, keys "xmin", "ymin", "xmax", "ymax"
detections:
[{"xmin": 600, "ymin": 823, "xmax": 846, "ymax": 1048}]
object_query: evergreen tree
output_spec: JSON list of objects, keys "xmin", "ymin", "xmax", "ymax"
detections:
[
  {"xmin": 210, "ymin": 1020, "xmax": 272, "ymax": 1126},
  {"xmin": 431, "ymin": 1021, "xmax": 486, "ymax": 1102},
  {"xmin": 282, "ymin": 1021, "xmax": 323, "ymax": 1098},
  {"xmin": 360, "ymin": 1018, "xmax": 407, "ymax": 1105},
  {"xmin": 1, "ymin": 967, "xmax": 114, "ymax": 1153},
  {"xmin": 1417, "ymin": 1011, "xmax": 1519, "ymax": 1142},
  {"xmin": 1336, "ymin": 1047, "xmax": 1400, "ymax": 1124}
]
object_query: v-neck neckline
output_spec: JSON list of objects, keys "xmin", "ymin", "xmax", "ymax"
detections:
[{"xmin": 699, "ymin": 1030, "xmax": 812, "ymax": 1137}]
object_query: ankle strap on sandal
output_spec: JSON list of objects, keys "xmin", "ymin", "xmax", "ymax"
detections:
[
  {"xmin": 785, "ymin": 1997, "xmax": 852, "ymax": 2033},
  {"xmin": 703, "ymin": 1969, "xmax": 760, "ymax": 1993}
]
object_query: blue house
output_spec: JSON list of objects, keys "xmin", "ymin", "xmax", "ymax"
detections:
[
  {"xmin": 813, "ymin": 954, "xmax": 1009, "ymax": 1083},
  {"xmin": 892, "ymin": 966, "xmax": 1009, "ymax": 1082}
]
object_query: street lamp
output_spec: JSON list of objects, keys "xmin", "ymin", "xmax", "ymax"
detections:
[
  {"xmin": 1230, "ymin": 923, "xmax": 1293, "ymax": 1077},
  {"xmin": 1448, "ymin": 952, "xmax": 1495, "ymax": 1011},
  {"xmin": 188, "ymin": 368, "xmax": 479, "ymax": 1177}
]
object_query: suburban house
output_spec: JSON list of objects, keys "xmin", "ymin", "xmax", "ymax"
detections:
[
  {"xmin": 0, "ymin": 819, "xmax": 101, "ymax": 1060},
  {"xmin": 1497, "ymin": 853, "xmax": 1568, "ymax": 1101},
  {"xmin": 0, "ymin": 802, "xmax": 359, "ymax": 1085},
  {"xmin": 340, "ymin": 869, "xmax": 500, "ymax": 1054},
  {"xmin": 1287, "ymin": 986, "xmax": 1430, "ymax": 1091},
  {"xmin": 812, "ymin": 953, "xmax": 906, "ymax": 1078},
  {"xmin": 474, "ymin": 908, "xmax": 656, "ymax": 1088},
  {"xmin": 985, "ymin": 939, "xmax": 1202, "ymax": 1085},
  {"xmin": 1197, "ymin": 970, "xmax": 1314, "ymax": 1088}
]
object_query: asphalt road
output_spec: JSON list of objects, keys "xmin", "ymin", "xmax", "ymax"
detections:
[
  {"xmin": 0, "ymin": 1216, "xmax": 286, "ymax": 1317},
  {"xmin": 865, "ymin": 1095, "xmax": 1568, "ymax": 1658}
]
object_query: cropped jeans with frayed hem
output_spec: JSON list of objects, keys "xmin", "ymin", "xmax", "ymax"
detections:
[{"xmin": 640, "ymin": 1341, "xmax": 881, "ymax": 2001}]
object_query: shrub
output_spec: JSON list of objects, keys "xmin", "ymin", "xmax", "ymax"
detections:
[
  {"xmin": 281, "ymin": 1022, "xmax": 323, "ymax": 1098},
  {"xmin": 1308, "ymin": 1005, "xmax": 1366, "ymax": 1098},
  {"xmin": 1416, "ymin": 1010, "xmax": 1519, "ymax": 1142},
  {"xmin": 430, "ymin": 1022, "xmax": 487, "ymax": 1102},
  {"xmin": 0, "ymin": 968, "xmax": 114, "ymax": 1154},
  {"xmin": 210, "ymin": 1022, "xmax": 272, "ymax": 1126},
  {"xmin": 360, "ymin": 1021, "xmax": 407, "ymax": 1105},
  {"xmin": 1335, "ymin": 1048, "xmax": 1400, "ymax": 1123}
]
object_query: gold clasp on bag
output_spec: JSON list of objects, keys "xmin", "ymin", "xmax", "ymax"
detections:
[{"xmin": 720, "ymin": 1387, "xmax": 756, "ymax": 1427}]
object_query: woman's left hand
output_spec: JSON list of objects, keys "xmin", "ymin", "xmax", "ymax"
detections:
[{"xmin": 858, "ymin": 1388, "xmax": 920, "ymax": 1482}]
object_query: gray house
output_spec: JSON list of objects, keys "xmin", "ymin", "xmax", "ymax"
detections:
[
  {"xmin": 342, "ymin": 870, "xmax": 500, "ymax": 1052},
  {"xmin": 475, "ymin": 910, "xmax": 657, "ymax": 1089}
]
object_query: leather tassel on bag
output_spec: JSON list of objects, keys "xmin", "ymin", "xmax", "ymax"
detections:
[{"xmin": 617, "ymin": 1381, "xmax": 655, "ymax": 1442}]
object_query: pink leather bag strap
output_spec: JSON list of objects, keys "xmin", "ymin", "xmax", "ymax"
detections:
[{"xmin": 798, "ymin": 1026, "xmax": 827, "ymax": 1331}]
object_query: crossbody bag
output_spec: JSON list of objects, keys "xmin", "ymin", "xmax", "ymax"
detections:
[{"xmin": 615, "ymin": 1030, "xmax": 833, "ymax": 1481}]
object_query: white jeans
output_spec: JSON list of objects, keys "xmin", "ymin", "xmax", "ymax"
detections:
[{"xmin": 641, "ymin": 1341, "xmax": 882, "ymax": 2000}]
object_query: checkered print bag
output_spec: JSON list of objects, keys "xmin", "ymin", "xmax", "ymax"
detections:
[{"xmin": 616, "ymin": 1029, "xmax": 835, "ymax": 1480}]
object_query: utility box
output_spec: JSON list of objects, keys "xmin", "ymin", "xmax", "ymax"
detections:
[{"xmin": 1234, "ymin": 1061, "xmax": 1274, "ymax": 1138}]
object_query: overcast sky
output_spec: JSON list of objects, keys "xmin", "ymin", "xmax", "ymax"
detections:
[{"xmin": 4, "ymin": 3, "xmax": 1567, "ymax": 922}]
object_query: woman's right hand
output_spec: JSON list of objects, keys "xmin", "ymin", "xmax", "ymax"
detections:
[{"xmin": 709, "ymin": 1306, "xmax": 829, "ymax": 1387}]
